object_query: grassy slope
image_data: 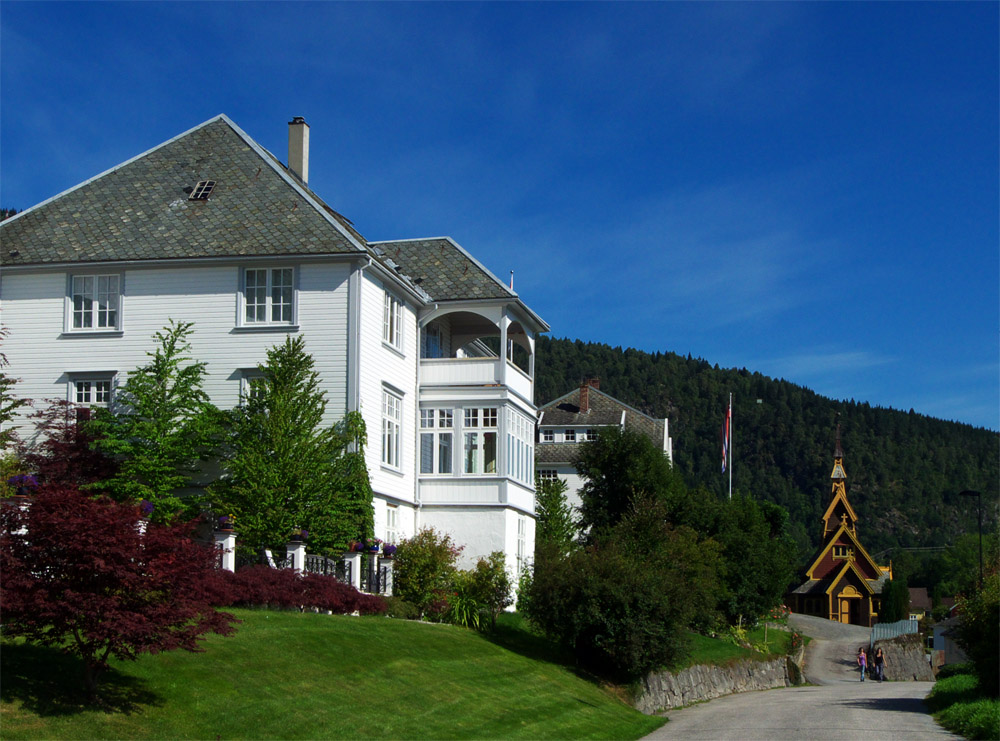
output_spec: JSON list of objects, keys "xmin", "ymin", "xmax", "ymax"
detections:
[{"xmin": 1, "ymin": 609, "xmax": 667, "ymax": 741}]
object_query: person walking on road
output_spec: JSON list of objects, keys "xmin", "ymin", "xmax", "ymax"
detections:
[
  {"xmin": 857, "ymin": 647, "xmax": 867, "ymax": 682},
  {"xmin": 873, "ymin": 647, "xmax": 886, "ymax": 682}
]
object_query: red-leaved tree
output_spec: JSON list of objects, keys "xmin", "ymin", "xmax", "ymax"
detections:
[
  {"xmin": 21, "ymin": 400, "xmax": 118, "ymax": 491},
  {"xmin": 0, "ymin": 485, "xmax": 237, "ymax": 699}
]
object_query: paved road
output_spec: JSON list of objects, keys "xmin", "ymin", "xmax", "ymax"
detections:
[{"xmin": 642, "ymin": 614, "xmax": 956, "ymax": 740}]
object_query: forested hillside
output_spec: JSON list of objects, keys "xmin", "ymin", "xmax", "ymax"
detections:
[{"xmin": 535, "ymin": 337, "xmax": 998, "ymax": 561}]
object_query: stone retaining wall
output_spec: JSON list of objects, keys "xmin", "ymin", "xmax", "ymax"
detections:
[
  {"xmin": 634, "ymin": 657, "xmax": 790, "ymax": 715},
  {"xmin": 872, "ymin": 633, "xmax": 933, "ymax": 681}
]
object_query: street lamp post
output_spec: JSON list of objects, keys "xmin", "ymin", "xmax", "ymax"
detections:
[{"xmin": 958, "ymin": 490, "xmax": 983, "ymax": 587}]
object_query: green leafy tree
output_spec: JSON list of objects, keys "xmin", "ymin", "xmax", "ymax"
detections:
[
  {"xmin": 880, "ymin": 576, "xmax": 910, "ymax": 623},
  {"xmin": 394, "ymin": 528, "xmax": 461, "ymax": 617},
  {"xmin": 955, "ymin": 563, "xmax": 999, "ymax": 696},
  {"xmin": 0, "ymin": 326, "xmax": 31, "ymax": 448},
  {"xmin": 714, "ymin": 495, "xmax": 798, "ymax": 626},
  {"xmin": 522, "ymin": 496, "xmax": 721, "ymax": 678},
  {"xmin": 212, "ymin": 335, "xmax": 373, "ymax": 552},
  {"xmin": 89, "ymin": 320, "xmax": 221, "ymax": 520},
  {"xmin": 575, "ymin": 426, "xmax": 687, "ymax": 538},
  {"xmin": 534, "ymin": 476, "xmax": 576, "ymax": 556}
]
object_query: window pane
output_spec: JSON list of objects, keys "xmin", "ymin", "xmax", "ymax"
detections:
[
  {"xmin": 420, "ymin": 409, "xmax": 434, "ymax": 428},
  {"xmin": 94, "ymin": 381, "xmax": 111, "ymax": 403},
  {"xmin": 97, "ymin": 275, "xmax": 119, "ymax": 328},
  {"xmin": 420, "ymin": 433, "xmax": 434, "ymax": 474},
  {"xmin": 245, "ymin": 270, "xmax": 266, "ymax": 323},
  {"xmin": 272, "ymin": 269, "xmax": 293, "ymax": 322},
  {"xmin": 439, "ymin": 409, "xmax": 453, "ymax": 428},
  {"xmin": 484, "ymin": 431, "xmax": 497, "ymax": 474},
  {"xmin": 75, "ymin": 381, "xmax": 91, "ymax": 403},
  {"xmin": 438, "ymin": 432, "xmax": 452, "ymax": 474},
  {"xmin": 73, "ymin": 276, "xmax": 94, "ymax": 328},
  {"xmin": 464, "ymin": 432, "xmax": 479, "ymax": 474}
]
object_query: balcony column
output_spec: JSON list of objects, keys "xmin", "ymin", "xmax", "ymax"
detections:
[{"xmin": 499, "ymin": 312, "xmax": 509, "ymax": 386}]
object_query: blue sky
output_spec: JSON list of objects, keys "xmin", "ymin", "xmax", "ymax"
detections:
[{"xmin": 2, "ymin": 2, "xmax": 997, "ymax": 429}]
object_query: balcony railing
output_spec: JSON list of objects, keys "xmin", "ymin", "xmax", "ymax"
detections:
[
  {"xmin": 420, "ymin": 357, "xmax": 499, "ymax": 386},
  {"xmin": 420, "ymin": 357, "xmax": 533, "ymax": 400}
]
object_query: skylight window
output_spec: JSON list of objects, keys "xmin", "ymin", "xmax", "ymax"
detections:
[{"xmin": 189, "ymin": 180, "xmax": 216, "ymax": 200}]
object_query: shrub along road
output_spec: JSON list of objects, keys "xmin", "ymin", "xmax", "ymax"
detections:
[{"xmin": 642, "ymin": 614, "xmax": 957, "ymax": 740}]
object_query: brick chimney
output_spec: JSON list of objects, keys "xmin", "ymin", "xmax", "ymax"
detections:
[
  {"xmin": 579, "ymin": 377, "xmax": 599, "ymax": 413},
  {"xmin": 288, "ymin": 117, "xmax": 310, "ymax": 185}
]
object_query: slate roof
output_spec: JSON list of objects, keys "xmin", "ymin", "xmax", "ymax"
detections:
[
  {"xmin": 371, "ymin": 238, "xmax": 515, "ymax": 302},
  {"xmin": 535, "ymin": 442, "xmax": 582, "ymax": 465},
  {"xmin": 539, "ymin": 386, "xmax": 666, "ymax": 444},
  {"xmin": 1, "ymin": 116, "xmax": 366, "ymax": 266},
  {"xmin": 789, "ymin": 571, "xmax": 888, "ymax": 596}
]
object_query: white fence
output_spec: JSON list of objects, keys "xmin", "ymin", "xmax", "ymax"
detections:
[{"xmin": 870, "ymin": 619, "xmax": 919, "ymax": 647}]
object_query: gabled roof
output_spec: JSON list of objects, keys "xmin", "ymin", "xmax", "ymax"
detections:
[
  {"xmin": 538, "ymin": 386, "xmax": 666, "ymax": 444},
  {"xmin": 371, "ymin": 237, "xmax": 515, "ymax": 302},
  {"xmin": 1, "ymin": 115, "xmax": 366, "ymax": 266},
  {"xmin": 805, "ymin": 522, "xmax": 884, "ymax": 581},
  {"xmin": 824, "ymin": 560, "xmax": 876, "ymax": 596},
  {"xmin": 821, "ymin": 488, "xmax": 859, "ymax": 529}
]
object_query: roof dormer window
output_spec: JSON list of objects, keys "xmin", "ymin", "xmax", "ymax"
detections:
[{"xmin": 189, "ymin": 180, "xmax": 216, "ymax": 200}]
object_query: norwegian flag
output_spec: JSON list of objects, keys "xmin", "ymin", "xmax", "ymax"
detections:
[{"xmin": 721, "ymin": 402, "xmax": 731, "ymax": 474}]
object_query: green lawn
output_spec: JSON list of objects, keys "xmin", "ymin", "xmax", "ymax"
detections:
[
  {"xmin": 1, "ymin": 609, "xmax": 667, "ymax": 740},
  {"xmin": 681, "ymin": 625, "xmax": 798, "ymax": 670}
]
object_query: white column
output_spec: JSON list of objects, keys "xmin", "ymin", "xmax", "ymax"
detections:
[
  {"xmin": 214, "ymin": 530, "xmax": 237, "ymax": 573},
  {"xmin": 344, "ymin": 551, "xmax": 362, "ymax": 590},
  {"xmin": 286, "ymin": 540, "xmax": 307, "ymax": 572},
  {"xmin": 380, "ymin": 557, "xmax": 394, "ymax": 596}
]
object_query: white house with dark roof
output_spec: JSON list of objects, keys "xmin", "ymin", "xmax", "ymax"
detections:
[
  {"xmin": 536, "ymin": 378, "xmax": 672, "ymax": 514},
  {"xmin": 0, "ymin": 114, "xmax": 547, "ymax": 574}
]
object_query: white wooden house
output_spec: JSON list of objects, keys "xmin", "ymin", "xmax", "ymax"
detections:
[
  {"xmin": 535, "ymin": 378, "xmax": 672, "ymax": 515},
  {"xmin": 0, "ymin": 114, "xmax": 548, "ymax": 575}
]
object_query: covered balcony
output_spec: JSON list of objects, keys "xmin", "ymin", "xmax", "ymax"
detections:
[{"xmin": 418, "ymin": 307, "xmax": 535, "ymax": 402}]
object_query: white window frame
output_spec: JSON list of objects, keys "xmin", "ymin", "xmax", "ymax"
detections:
[
  {"xmin": 381, "ymin": 388, "xmax": 403, "ymax": 470},
  {"xmin": 463, "ymin": 406, "xmax": 498, "ymax": 475},
  {"xmin": 420, "ymin": 408, "xmax": 454, "ymax": 475},
  {"xmin": 541, "ymin": 429, "xmax": 554, "ymax": 443},
  {"xmin": 537, "ymin": 469, "xmax": 559, "ymax": 482},
  {"xmin": 238, "ymin": 266, "xmax": 297, "ymax": 327},
  {"xmin": 66, "ymin": 273, "xmax": 123, "ymax": 333},
  {"xmin": 69, "ymin": 373, "xmax": 117, "ymax": 408},
  {"xmin": 386, "ymin": 504, "xmax": 399, "ymax": 544},
  {"xmin": 564, "ymin": 429, "xmax": 576, "ymax": 442},
  {"xmin": 383, "ymin": 290, "xmax": 403, "ymax": 351},
  {"xmin": 239, "ymin": 368, "xmax": 265, "ymax": 404},
  {"xmin": 585, "ymin": 428, "xmax": 598, "ymax": 441},
  {"xmin": 506, "ymin": 407, "xmax": 535, "ymax": 486}
]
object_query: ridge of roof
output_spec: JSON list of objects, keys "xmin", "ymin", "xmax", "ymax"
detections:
[{"xmin": 539, "ymin": 385, "xmax": 663, "ymax": 425}]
